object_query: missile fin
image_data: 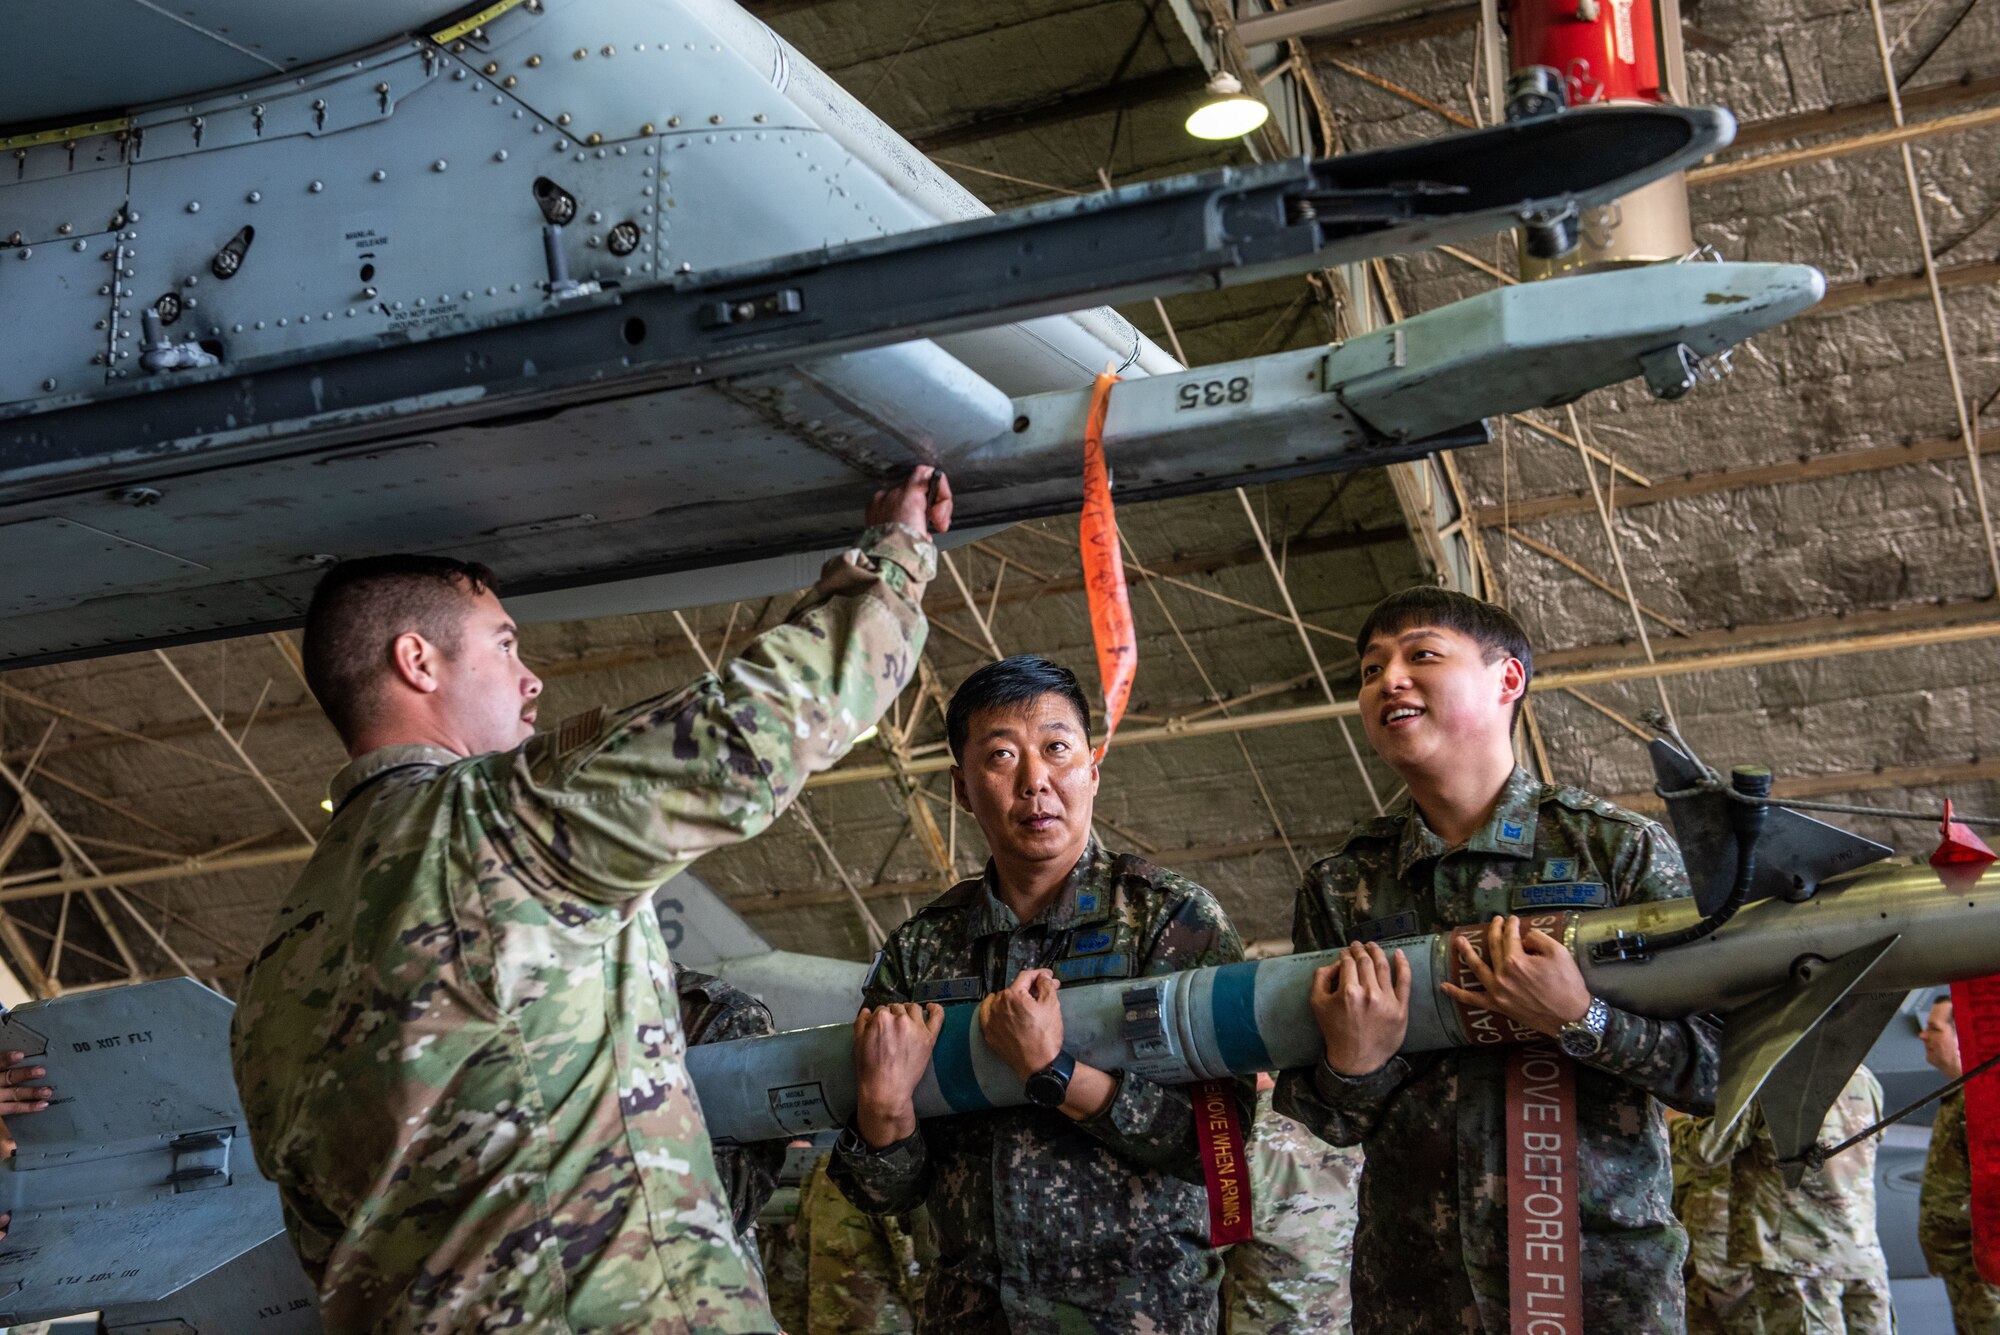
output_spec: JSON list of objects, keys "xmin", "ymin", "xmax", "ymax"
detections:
[
  {"xmin": 1758, "ymin": 984, "xmax": 1907, "ymax": 1188},
  {"xmin": 1650, "ymin": 741, "xmax": 1892, "ymax": 915},
  {"xmin": 1712, "ymin": 933, "xmax": 1901, "ymax": 1147}
]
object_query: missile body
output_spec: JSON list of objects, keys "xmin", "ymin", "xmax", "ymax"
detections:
[{"xmin": 686, "ymin": 861, "xmax": 2000, "ymax": 1143}]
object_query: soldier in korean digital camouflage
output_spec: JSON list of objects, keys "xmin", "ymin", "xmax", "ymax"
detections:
[
  {"xmin": 827, "ymin": 654, "xmax": 1253, "ymax": 1334},
  {"xmin": 1222, "ymin": 1071, "xmax": 1364, "ymax": 1335},
  {"xmin": 1675, "ymin": 1064, "xmax": 1892, "ymax": 1334},
  {"xmin": 675, "ymin": 965, "xmax": 788, "ymax": 1256},
  {"xmin": 1274, "ymin": 586, "xmax": 1719, "ymax": 1334},
  {"xmin": 1919, "ymin": 996, "xmax": 2000, "ymax": 1334},
  {"xmin": 229, "ymin": 467, "xmax": 951, "ymax": 1335}
]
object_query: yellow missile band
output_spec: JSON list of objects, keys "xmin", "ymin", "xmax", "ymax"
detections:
[
  {"xmin": 0, "ymin": 118, "xmax": 131, "ymax": 153},
  {"xmin": 431, "ymin": 0, "xmax": 532, "ymax": 44}
]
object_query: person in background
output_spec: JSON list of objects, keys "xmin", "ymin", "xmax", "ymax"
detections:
[
  {"xmin": 1678, "ymin": 1065, "xmax": 1893, "ymax": 1334},
  {"xmin": 1222, "ymin": 1070, "xmax": 1363, "ymax": 1335},
  {"xmin": 232, "ymin": 468, "xmax": 948, "ymax": 1333},
  {"xmin": 1919, "ymin": 996, "xmax": 2000, "ymax": 1334}
]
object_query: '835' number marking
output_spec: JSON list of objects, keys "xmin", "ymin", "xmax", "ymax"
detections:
[{"xmin": 1175, "ymin": 375, "xmax": 1251, "ymax": 411}]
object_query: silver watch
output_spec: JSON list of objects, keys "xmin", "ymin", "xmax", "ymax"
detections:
[{"xmin": 1558, "ymin": 996, "xmax": 1610, "ymax": 1059}]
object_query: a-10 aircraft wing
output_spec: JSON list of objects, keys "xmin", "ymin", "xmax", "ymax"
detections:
[{"xmin": 0, "ymin": 0, "xmax": 1816, "ymax": 667}]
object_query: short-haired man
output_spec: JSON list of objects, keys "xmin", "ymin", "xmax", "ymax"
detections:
[
  {"xmin": 231, "ymin": 469, "xmax": 949, "ymax": 1334},
  {"xmin": 828, "ymin": 655, "xmax": 1251, "ymax": 1333},
  {"xmin": 1919, "ymin": 996, "xmax": 2000, "ymax": 1332},
  {"xmin": 1275, "ymin": 586, "xmax": 1719, "ymax": 1333}
]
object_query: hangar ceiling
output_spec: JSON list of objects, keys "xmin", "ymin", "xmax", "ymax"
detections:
[{"xmin": 0, "ymin": 0, "xmax": 1994, "ymax": 989}]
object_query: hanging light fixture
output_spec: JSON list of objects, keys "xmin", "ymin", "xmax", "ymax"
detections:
[{"xmin": 1185, "ymin": 70, "xmax": 1270, "ymax": 140}]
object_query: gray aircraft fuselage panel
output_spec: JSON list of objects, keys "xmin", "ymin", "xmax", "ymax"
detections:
[
  {"xmin": 0, "ymin": 0, "xmax": 1792, "ymax": 666},
  {"xmin": 0, "ymin": 979, "xmax": 303, "ymax": 1326}
]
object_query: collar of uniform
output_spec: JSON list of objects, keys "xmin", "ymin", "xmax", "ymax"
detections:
[
  {"xmin": 969, "ymin": 838, "xmax": 1114, "ymax": 938},
  {"xmin": 1393, "ymin": 766, "xmax": 1542, "ymax": 875},
  {"xmin": 328, "ymin": 743, "xmax": 460, "ymax": 807}
]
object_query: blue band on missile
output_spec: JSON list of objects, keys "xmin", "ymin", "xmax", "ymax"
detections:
[
  {"xmin": 932, "ymin": 1004, "xmax": 993, "ymax": 1113},
  {"xmin": 1208, "ymin": 961, "xmax": 1273, "ymax": 1072}
]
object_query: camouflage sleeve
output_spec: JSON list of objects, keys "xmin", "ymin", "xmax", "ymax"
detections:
[
  {"xmin": 1073, "ymin": 887, "xmax": 1256, "ymax": 1180},
  {"xmin": 828, "ymin": 940, "xmax": 935, "ymax": 1216},
  {"xmin": 1583, "ymin": 821, "xmax": 1721, "ymax": 1113},
  {"xmin": 1273, "ymin": 864, "xmax": 1414, "ymax": 1147},
  {"xmin": 496, "ymin": 524, "xmax": 933, "ymax": 904},
  {"xmin": 1673, "ymin": 1111, "xmax": 1754, "ymax": 1172},
  {"xmin": 676, "ymin": 969, "xmax": 791, "ymax": 1237}
]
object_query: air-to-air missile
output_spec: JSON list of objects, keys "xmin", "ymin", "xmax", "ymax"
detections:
[{"xmin": 687, "ymin": 738, "xmax": 1997, "ymax": 1181}]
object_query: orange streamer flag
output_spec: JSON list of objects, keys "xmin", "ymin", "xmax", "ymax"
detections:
[{"xmin": 1080, "ymin": 370, "xmax": 1135, "ymax": 764}]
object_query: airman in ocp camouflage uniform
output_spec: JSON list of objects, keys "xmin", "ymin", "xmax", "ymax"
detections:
[
  {"xmin": 1919, "ymin": 997, "xmax": 2000, "ymax": 1333},
  {"xmin": 1678, "ymin": 1064, "xmax": 1892, "ymax": 1335},
  {"xmin": 231, "ymin": 470, "xmax": 948, "ymax": 1335},
  {"xmin": 1275, "ymin": 768, "xmax": 1719, "ymax": 1333},
  {"xmin": 1923, "ymin": 1091, "xmax": 2000, "ymax": 1333},
  {"xmin": 799, "ymin": 1153, "xmax": 927, "ymax": 1332},
  {"xmin": 676, "ymin": 966, "xmax": 788, "ymax": 1250},
  {"xmin": 830, "ymin": 840, "xmax": 1250, "ymax": 1334},
  {"xmin": 1671, "ymin": 1114, "xmax": 1755, "ymax": 1335},
  {"xmin": 1223, "ymin": 1081, "xmax": 1363, "ymax": 1335}
]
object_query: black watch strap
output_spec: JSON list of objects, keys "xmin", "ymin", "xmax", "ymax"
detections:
[{"xmin": 1024, "ymin": 1049, "xmax": 1077, "ymax": 1108}]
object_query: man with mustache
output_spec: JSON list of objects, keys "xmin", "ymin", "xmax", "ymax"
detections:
[
  {"xmin": 828, "ymin": 655, "xmax": 1252, "ymax": 1334},
  {"xmin": 231, "ymin": 467, "xmax": 950, "ymax": 1334}
]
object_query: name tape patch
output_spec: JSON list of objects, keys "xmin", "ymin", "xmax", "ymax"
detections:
[
  {"xmin": 1354, "ymin": 910, "xmax": 1420, "ymax": 943},
  {"xmin": 1054, "ymin": 953, "xmax": 1133, "ymax": 982},
  {"xmin": 1511, "ymin": 882, "xmax": 1608, "ymax": 909},
  {"xmin": 912, "ymin": 976, "xmax": 983, "ymax": 1004}
]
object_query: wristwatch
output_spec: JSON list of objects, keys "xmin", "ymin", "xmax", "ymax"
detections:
[
  {"xmin": 1024, "ymin": 1050, "xmax": 1077, "ymax": 1108},
  {"xmin": 1558, "ymin": 996, "xmax": 1610, "ymax": 1058}
]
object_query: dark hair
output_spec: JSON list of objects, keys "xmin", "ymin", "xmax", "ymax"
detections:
[
  {"xmin": 1356, "ymin": 587, "xmax": 1533, "ymax": 726},
  {"xmin": 303, "ymin": 554, "xmax": 498, "ymax": 747},
  {"xmin": 946, "ymin": 655, "xmax": 1093, "ymax": 761}
]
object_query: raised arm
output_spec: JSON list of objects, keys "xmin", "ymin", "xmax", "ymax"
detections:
[{"xmin": 499, "ymin": 469, "xmax": 951, "ymax": 902}]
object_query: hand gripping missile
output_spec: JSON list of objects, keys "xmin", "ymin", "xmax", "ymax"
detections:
[
  {"xmin": 687, "ymin": 863, "xmax": 1995, "ymax": 1138},
  {"xmin": 688, "ymin": 746, "xmax": 1996, "ymax": 1166}
]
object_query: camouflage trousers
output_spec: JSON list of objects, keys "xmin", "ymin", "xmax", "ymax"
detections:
[
  {"xmin": 1720, "ymin": 1270, "xmax": 1893, "ymax": 1335},
  {"xmin": 1938, "ymin": 1261, "xmax": 2000, "ymax": 1335},
  {"xmin": 758, "ymin": 1156, "xmax": 927, "ymax": 1335},
  {"xmin": 1686, "ymin": 1259, "xmax": 1755, "ymax": 1335}
]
